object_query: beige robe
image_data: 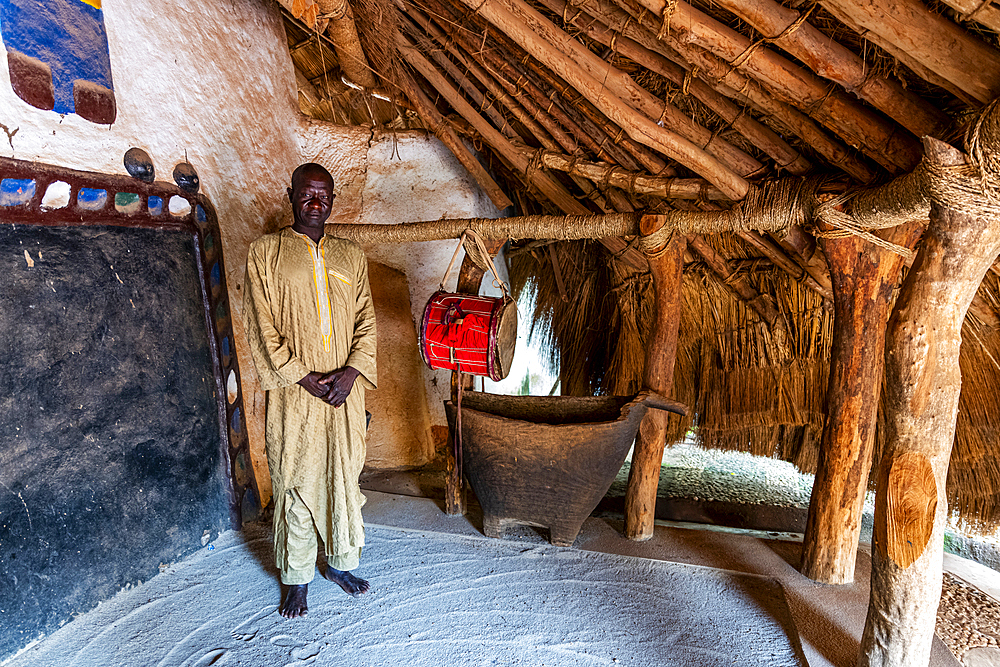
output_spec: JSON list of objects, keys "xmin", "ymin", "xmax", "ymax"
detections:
[{"xmin": 243, "ymin": 227, "xmax": 377, "ymax": 580}]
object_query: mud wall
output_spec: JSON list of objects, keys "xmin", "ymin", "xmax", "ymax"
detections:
[{"xmin": 1, "ymin": 0, "xmax": 500, "ymax": 512}]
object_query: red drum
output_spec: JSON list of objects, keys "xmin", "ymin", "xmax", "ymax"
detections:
[{"xmin": 419, "ymin": 290, "xmax": 517, "ymax": 381}]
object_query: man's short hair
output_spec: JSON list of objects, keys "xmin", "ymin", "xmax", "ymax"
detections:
[{"xmin": 291, "ymin": 163, "xmax": 334, "ymax": 190}]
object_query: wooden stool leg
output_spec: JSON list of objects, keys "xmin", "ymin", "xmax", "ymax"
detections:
[
  {"xmin": 549, "ymin": 521, "xmax": 582, "ymax": 547},
  {"xmin": 483, "ymin": 514, "xmax": 506, "ymax": 539}
]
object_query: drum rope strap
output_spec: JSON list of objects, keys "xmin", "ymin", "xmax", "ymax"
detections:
[{"xmin": 439, "ymin": 230, "xmax": 512, "ymax": 302}]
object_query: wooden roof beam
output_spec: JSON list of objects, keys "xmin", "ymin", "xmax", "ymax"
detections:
[
  {"xmin": 475, "ymin": 0, "xmax": 765, "ymax": 180},
  {"xmin": 566, "ymin": 0, "xmax": 877, "ymax": 182},
  {"xmin": 452, "ymin": 0, "xmax": 751, "ymax": 199},
  {"xmin": 818, "ymin": 0, "xmax": 1000, "ymax": 105},
  {"xmin": 398, "ymin": 13, "xmax": 519, "ymax": 142},
  {"xmin": 414, "ymin": 0, "xmax": 649, "ymax": 171},
  {"xmin": 315, "ymin": 0, "xmax": 378, "ymax": 89},
  {"xmin": 648, "ymin": 0, "xmax": 923, "ymax": 172},
  {"xmin": 399, "ymin": 33, "xmax": 648, "ymax": 268},
  {"xmin": 401, "ymin": 17, "xmax": 645, "ymax": 219},
  {"xmin": 400, "ymin": 8, "xmax": 577, "ymax": 153},
  {"xmin": 538, "ymin": 0, "xmax": 812, "ymax": 176},
  {"xmin": 941, "ymin": 0, "xmax": 1000, "ymax": 35},
  {"xmin": 531, "ymin": 64, "xmax": 672, "ymax": 175},
  {"xmin": 399, "ymin": 33, "xmax": 580, "ymax": 213},
  {"xmin": 533, "ymin": 149, "xmax": 728, "ymax": 200},
  {"xmin": 712, "ymin": 0, "xmax": 951, "ymax": 139}
]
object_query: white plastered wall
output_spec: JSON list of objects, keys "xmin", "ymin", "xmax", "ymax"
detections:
[{"xmin": 0, "ymin": 0, "xmax": 499, "ymax": 506}]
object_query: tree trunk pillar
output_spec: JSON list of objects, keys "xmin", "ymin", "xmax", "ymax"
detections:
[
  {"xmin": 800, "ymin": 226, "xmax": 921, "ymax": 584},
  {"xmin": 623, "ymin": 218, "xmax": 686, "ymax": 540},
  {"xmin": 859, "ymin": 134, "xmax": 1000, "ymax": 666}
]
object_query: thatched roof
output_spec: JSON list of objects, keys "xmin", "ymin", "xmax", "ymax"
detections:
[{"xmin": 276, "ymin": 0, "xmax": 1000, "ymax": 530}]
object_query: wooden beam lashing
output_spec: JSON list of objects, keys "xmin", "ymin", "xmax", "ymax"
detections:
[
  {"xmin": 859, "ymin": 130, "xmax": 1000, "ymax": 666},
  {"xmin": 624, "ymin": 224, "xmax": 685, "ymax": 541},
  {"xmin": 943, "ymin": 0, "xmax": 1000, "ymax": 34}
]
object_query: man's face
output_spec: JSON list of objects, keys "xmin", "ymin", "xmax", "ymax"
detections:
[{"xmin": 288, "ymin": 172, "xmax": 335, "ymax": 229}]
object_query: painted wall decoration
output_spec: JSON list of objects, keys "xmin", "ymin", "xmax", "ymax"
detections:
[
  {"xmin": 0, "ymin": 155, "xmax": 259, "ymax": 660},
  {"xmin": 0, "ymin": 0, "xmax": 117, "ymax": 123}
]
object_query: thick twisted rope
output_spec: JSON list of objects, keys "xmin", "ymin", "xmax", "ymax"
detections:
[{"xmin": 639, "ymin": 178, "xmax": 819, "ymax": 253}]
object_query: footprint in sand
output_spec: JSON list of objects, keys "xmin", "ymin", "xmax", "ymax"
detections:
[
  {"xmin": 230, "ymin": 607, "xmax": 274, "ymax": 641},
  {"xmin": 291, "ymin": 642, "xmax": 323, "ymax": 660},
  {"xmin": 269, "ymin": 635, "xmax": 324, "ymax": 665},
  {"xmin": 269, "ymin": 634, "xmax": 302, "ymax": 648},
  {"xmin": 179, "ymin": 648, "xmax": 227, "ymax": 667}
]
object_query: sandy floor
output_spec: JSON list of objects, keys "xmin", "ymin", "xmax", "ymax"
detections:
[
  {"xmin": 8, "ymin": 489, "xmax": 1000, "ymax": 667},
  {"xmin": 5, "ymin": 521, "xmax": 808, "ymax": 667}
]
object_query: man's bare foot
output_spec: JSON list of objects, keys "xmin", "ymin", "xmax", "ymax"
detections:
[
  {"xmin": 280, "ymin": 584, "xmax": 308, "ymax": 618},
  {"xmin": 323, "ymin": 566, "xmax": 369, "ymax": 597}
]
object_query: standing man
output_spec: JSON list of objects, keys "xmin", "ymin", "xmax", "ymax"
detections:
[{"xmin": 243, "ymin": 163, "xmax": 377, "ymax": 618}]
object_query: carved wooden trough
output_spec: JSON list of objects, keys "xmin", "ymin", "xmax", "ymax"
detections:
[{"xmin": 445, "ymin": 391, "xmax": 688, "ymax": 546}]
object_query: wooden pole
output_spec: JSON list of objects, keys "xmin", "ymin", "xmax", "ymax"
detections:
[
  {"xmin": 799, "ymin": 222, "xmax": 922, "ymax": 584},
  {"xmin": 623, "ymin": 216, "xmax": 686, "ymax": 540},
  {"xmin": 859, "ymin": 134, "xmax": 1000, "ymax": 666}
]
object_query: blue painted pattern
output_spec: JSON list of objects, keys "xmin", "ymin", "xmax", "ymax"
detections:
[
  {"xmin": 1, "ymin": 0, "xmax": 115, "ymax": 115},
  {"xmin": 0, "ymin": 178, "xmax": 35, "ymax": 206},
  {"xmin": 147, "ymin": 195, "xmax": 163, "ymax": 216},
  {"xmin": 76, "ymin": 187, "xmax": 107, "ymax": 210}
]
